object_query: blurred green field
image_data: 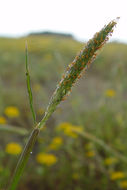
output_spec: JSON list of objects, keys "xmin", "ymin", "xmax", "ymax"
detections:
[{"xmin": 0, "ymin": 34, "xmax": 127, "ymax": 190}]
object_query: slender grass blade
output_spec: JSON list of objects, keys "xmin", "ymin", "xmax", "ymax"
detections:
[{"xmin": 25, "ymin": 42, "xmax": 36, "ymax": 124}]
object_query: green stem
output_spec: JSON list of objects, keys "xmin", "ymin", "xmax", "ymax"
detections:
[
  {"xmin": 8, "ymin": 127, "xmax": 40, "ymax": 190},
  {"xmin": 0, "ymin": 125, "xmax": 28, "ymax": 135},
  {"xmin": 72, "ymin": 129, "xmax": 127, "ymax": 163},
  {"xmin": 7, "ymin": 110, "xmax": 51, "ymax": 189}
]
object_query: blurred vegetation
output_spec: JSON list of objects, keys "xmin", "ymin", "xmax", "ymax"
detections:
[{"xmin": 0, "ymin": 34, "xmax": 127, "ymax": 190}]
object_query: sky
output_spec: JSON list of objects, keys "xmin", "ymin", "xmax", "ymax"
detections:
[{"xmin": 0, "ymin": 0, "xmax": 127, "ymax": 43}]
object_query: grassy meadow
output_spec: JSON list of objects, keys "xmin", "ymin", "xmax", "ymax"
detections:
[{"xmin": 0, "ymin": 34, "xmax": 127, "ymax": 189}]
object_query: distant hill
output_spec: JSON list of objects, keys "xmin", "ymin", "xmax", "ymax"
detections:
[{"xmin": 28, "ymin": 31, "xmax": 74, "ymax": 39}]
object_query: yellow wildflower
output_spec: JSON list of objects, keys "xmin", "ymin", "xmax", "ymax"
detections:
[
  {"xmin": 120, "ymin": 180, "xmax": 127, "ymax": 188},
  {"xmin": 66, "ymin": 126, "xmax": 83, "ymax": 138},
  {"xmin": 71, "ymin": 126, "xmax": 83, "ymax": 133},
  {"xmin": 64, "ymin": 127, "xmax": 78, "ymax": 138},
  {"xmin": 85, "ymin": 151, "xmax": 95, "ymax": 158},
  {"xmin": 36, "ymin": 153, "xmax": 57, "ymax": 166},
  {"xmin": 0, "ymin": 116, "xmax": 6, "ymax": 124},
  {"xmin": 104, "ymin": 157, "xmax": 118, "ymax": 166},
  {"xmin": 52, "ymin": 137, "xmax": 63, "ymax": 145},
  {"xmin": 110, "ymin": 171, "xmax": 125, "ymax": 180},
  {"xmin": 48, "ymin": 137, "xmax": 63, "ymax": 150},
  {"xmin": 57, "ymin": 122, "xmax": 83, "ymax": 138},
  {"xmin": 105, "ymin": 89, "xmax": 116, "ymax": 97},
  {"xmin": 4, "ymin": 106, "xmax": 20, "ymax": 118},
  {"xmin": 57, "ymin": 122, "xmax": 72, "ymax": 130},
  {"xmin": 5, "ymin": 142, "xmax": 22, "ymax": 155},
  {"xmin": 57, "ymin": 122, "xmax": 76, "ymax": 138}
]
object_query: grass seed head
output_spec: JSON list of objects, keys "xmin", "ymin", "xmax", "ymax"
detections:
[{"xmin": 39, "ymin": 18, "xmax": 119, "ymax": 128}]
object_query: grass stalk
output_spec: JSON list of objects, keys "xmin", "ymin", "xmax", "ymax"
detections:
[
  {"xmin": 8, "ymin": 127, "xmax": 40, "ymax": 190},
  {"xmin": 0, "ymin": 125, "xmax": 28, "ymax": 135},
  {"xmin": 71, "ymin": 128, "xmax": 127, "ymax": 163},
  {"xmin": 25, "ymin": 42, "xmax": 36, "ymax": 124},
  {"xmin": 7, "ymin": 18, "xmax": 118, "ymax": 190}
]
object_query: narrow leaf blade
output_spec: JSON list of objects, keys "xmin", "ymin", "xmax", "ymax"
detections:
[{"xmin": 25, "ymin": 42, "xmax": 36, "ymax": 124}]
